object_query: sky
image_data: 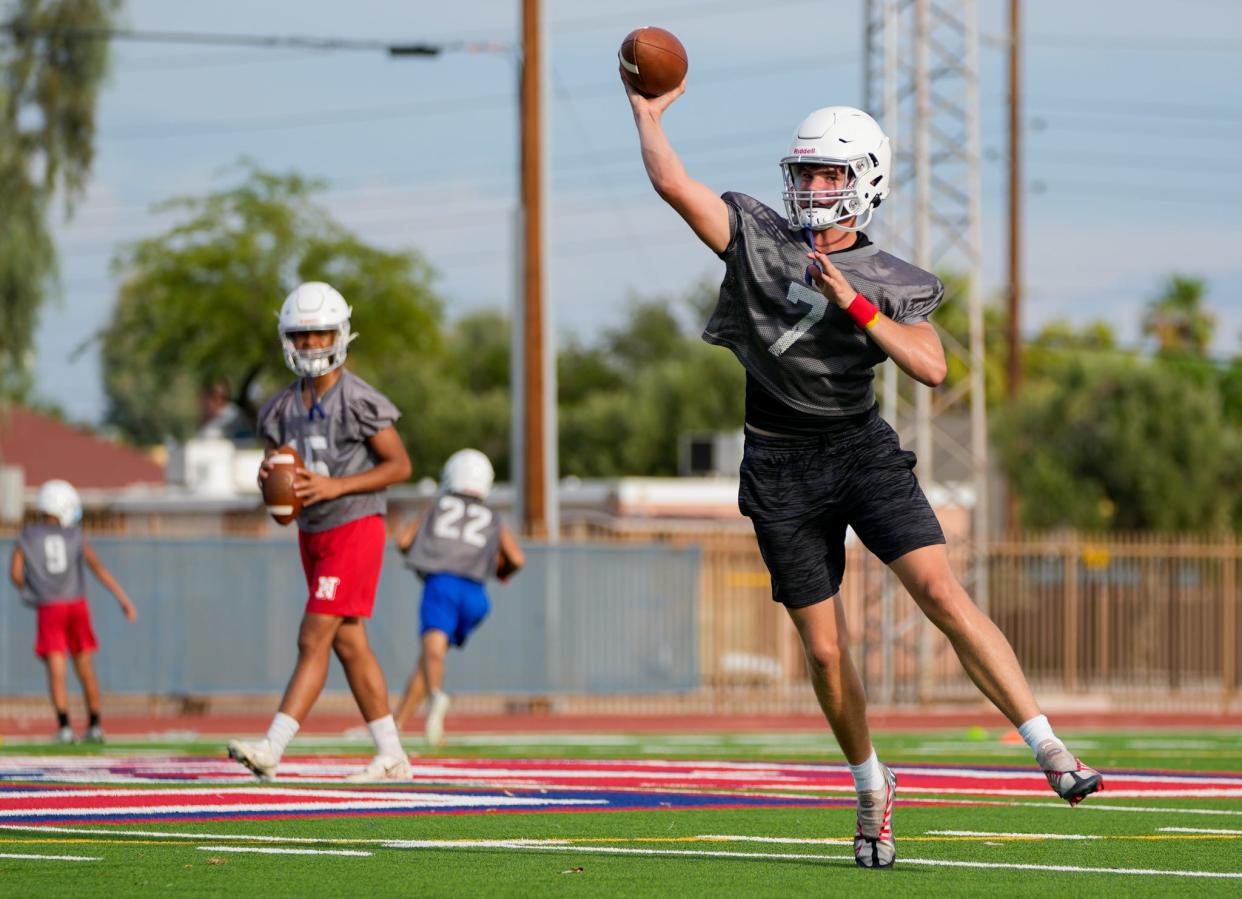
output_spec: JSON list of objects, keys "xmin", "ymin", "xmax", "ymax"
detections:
[{"xmin": 26, "ymin": 0, "xmax": 1242, "ymax": 424}]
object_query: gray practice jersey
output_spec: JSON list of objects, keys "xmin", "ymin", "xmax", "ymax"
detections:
[
  {"xmin": 257, "ymin": 370, "xmax": 401, "ymax": 533},
  {"xmin": 704, "ymin": 192, "xmax": 944, "ymax": 418},
  {"xmin": 405, "ymin": 492, "xmax": 502, "ymax": 584},
  {"xmin": 17, "ymin": 523, "xmax": 86, "ymax": 606}
]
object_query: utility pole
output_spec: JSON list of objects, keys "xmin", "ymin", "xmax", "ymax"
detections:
[
  {"xmin": 518, "ymin": 0, "xmax": 555, "ymax": 539},
  {"xmin": 1007, "ymin": 0, "xmax": 1022, "ymax": 399},
  {"xmin": 1005, "ymin": 0, "xmax": 1022, "ymax": 533}
]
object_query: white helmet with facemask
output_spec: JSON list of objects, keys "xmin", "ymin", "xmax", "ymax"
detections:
[
  {"xmin": 780, "ymin": 106, "xmax": 891, "ymax": 232},
  {"xmin": 278, "ymin": 282, "xmax": 357, "ymax": 377},
  {"xmin": 37, "ymin": 479, "xmax": 82, "ymax": 527},
  {"xmin": 441, "ymin": 449, "xmax": 495, "ymax": 500}
]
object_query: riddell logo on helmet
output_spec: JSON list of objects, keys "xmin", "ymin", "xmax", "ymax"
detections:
[{"xmin": 793, "ymin": 148, "xmax": 817, "ymax": 154}]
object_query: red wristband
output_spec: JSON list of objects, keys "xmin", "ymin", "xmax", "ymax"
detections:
[{"xmin": 845, "ymin": 293, "xmax": 880, "ymax": 329}]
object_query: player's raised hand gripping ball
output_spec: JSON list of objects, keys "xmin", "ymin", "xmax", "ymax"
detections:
[
  {"xmin": 262, "ymin": 445, "xmax": 304, "ymax": 526},
  {"xmin": 618, "ymin": 26, "xmax": 687, "ymax": 97}
]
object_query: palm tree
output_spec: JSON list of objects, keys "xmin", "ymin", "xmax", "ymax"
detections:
[{"xmin": 1142, "ymin": 275, "xmax": 1215, "ymax": 357}]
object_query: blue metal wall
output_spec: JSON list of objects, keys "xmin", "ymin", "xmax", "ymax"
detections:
[{"xmin": 0, "ymin": 538, "xmax": 698, "ymax": 696}]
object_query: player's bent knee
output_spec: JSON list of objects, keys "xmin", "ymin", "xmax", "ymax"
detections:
[
  {"xmin": 915, "ymin": 578, "xmax": 971, "ymax": 626},
  {"xmin": 802, "ymin": 639, "xmax": 843, "ymax": 673}
]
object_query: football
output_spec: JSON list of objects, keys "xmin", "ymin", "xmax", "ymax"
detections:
[
  {"xmin": 497, "ymin": 548, "xmax": 519, "ymax": 582},
  {"xmin": 618, "ymin": 26, "xmax": 687, "ymax": 97},
  {"xmin": 263, "ymin": 445, "xmax": 303, "ymax": 526}
]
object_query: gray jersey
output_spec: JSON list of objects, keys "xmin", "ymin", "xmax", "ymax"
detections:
[
  {"xmin": 257, "ymin": 370, "xmax": 401, "ymax": 533},
  {"xmin": 17, "ymin": 523, "xmax": 86, "ymax": 606},
  {"xmin": 405, "ymin": 492, "xmax": 502, "ymax": 584},
  {"xmin": 704, "ymin": 192, "xmax": 943, "ymax": 418}
]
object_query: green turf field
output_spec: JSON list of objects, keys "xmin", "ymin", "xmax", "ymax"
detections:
[{"xmin": 1, "ymin": 729, "xmax": 1239, "ymax": 897}]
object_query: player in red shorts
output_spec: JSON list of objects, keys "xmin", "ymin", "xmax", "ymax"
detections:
[
  {"xmin": 227, "ymin": 282, "xmax": 414, "ymax": 782},
  {"xmin": 9, "ymin": 479, "xmax": 137, "ymax": 743}
]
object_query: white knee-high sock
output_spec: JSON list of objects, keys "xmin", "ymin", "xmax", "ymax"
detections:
[
  {"xmin": 367, "ymin": 714, "xmax": 405, "ymax": 759},
  {"xmin": 265, "ymin": 712, "xmax": 300, "ymax": 758}
]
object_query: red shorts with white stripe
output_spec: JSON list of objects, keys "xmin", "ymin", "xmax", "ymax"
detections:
[
  {"xmin": 298, "ymin": 515, "xmax": 386, "ymax": 618},
  {"xmin": 35, "ymin": 598, "xmax": 98, "ymax": 657}
]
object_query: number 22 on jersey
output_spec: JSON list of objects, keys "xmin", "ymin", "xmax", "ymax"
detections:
[{"xmin": 432, "ymin": 495, "xmax": 493, "ymax": 547}]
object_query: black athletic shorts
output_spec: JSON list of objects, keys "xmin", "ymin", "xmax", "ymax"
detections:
[{"xmin": 737, "ymin": 407, "xmax": 946, "ymax": 609}]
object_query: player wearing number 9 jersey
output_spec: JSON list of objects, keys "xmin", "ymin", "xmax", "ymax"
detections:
[
  {"xmin": 624, "ymin": 79, "xmax": 1102, "ymax": 868},
  {"xmin": 9, "ymin": 479, "xmax": 137, "ymax": 744},
  {"xmin": 394, "ymin": 449, "xmax": 524, "ymax": 746}
]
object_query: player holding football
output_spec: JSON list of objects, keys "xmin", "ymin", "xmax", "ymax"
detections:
[
  {"xmin": 9, "ymin": 479, "xmax": 137, "ymax": 743},
  {"xmin": 393, "ymin": 449, "xmax": 524, "ymax": 746},
  {"xmin": 623, "ymin": 81, "xmax": 1103, "ymax": 867},
  {"xmin": 227, "ymin": 281, "xmax": 414, "ymax": 782}
]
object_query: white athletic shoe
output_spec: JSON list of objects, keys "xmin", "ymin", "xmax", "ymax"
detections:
[
  {"xmin": 344, "ymin": 754, "xmax": 413, "ymax": 783},
  {"xmin": 854, "ymin": 764, "xmax": 896, "ymax": 869},
  {"xmin": 83, "ymin": 725, "xmax": 105, "ymax": 744},
  {"xmin": 55, "ymin": 725, "xmax": 76, "ymax": 745},
  {"xmin": 1036, "ymin": 739, "xmax": 1103, "ymax": 806},
  {"xmin": 425, "ymin": 691, "xmax": 451, "ymax": 747},
  {"xmin": 227, "ymin": 739, "xmax": 279, "ymax": 780}
]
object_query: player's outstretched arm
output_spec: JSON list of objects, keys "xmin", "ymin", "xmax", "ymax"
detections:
[
  {"xmin": 498, "ymin": 527, "xmax": 525, "ymax": 575},
  {"xmin": 623, "ymin": 75, "xmax": 729, "ymax": 254},
  {"xmin": 83, "ymin": 540, "xmax": 137, "ymax": 622},
  {"xmin": 396, "ymin": 516, "xmax": 423, "ymax": 554},
  {"xmin": 295, "ymin": 425, "xmax": 412, "ymax": 507},
  {"xmin": 9, "ymin": 545, "xmax": 24, "ymax": 589}
]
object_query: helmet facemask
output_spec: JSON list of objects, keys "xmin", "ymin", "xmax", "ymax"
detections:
[
  {"xmin": 280, "ymin": 324, "xmax": 356, "ymax": 378},
  {"xmin": 781, "ymin": 154, "xmax": 883, "ymax": 232}
]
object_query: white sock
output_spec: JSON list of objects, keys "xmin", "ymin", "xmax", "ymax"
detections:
[
  {"xmin": 848, "ymin": 749, "xmax": 885, "ymax": 793},
  {"xmin": 265, "ymin": 712, "xmax": 300, "ymax": 758},
  {"xmin": 366, "ymin": 714, "xmax": 405, "ymax": 760},
  {"xmin": 1017, "ymin": 714, "xmax": 1061, "ymax": 756}
]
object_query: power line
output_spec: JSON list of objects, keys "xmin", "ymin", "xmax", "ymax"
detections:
[
  {"xmin": 1026, "ymin": 32, "xmax": 1242, "ymax": 55},
  {"xmin": 0, "ymin": 21, "xmax": 509, "ymax": 57},
  {"xmin": 95, "ymin": 51, "xmax": 853, "ymax": 143}
]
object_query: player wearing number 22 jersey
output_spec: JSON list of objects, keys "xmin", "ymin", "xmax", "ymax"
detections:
[{"xmin": 395, "ymin": 449, "xmax": 524, "ymax": 746}]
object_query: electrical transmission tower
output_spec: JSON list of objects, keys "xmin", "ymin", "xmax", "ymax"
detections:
[{"xmin": 862, "ymin": 0, "xmax": 989, "ymax": 702}]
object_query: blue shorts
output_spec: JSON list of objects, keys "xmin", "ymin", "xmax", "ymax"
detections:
[{"xmin": 420, "ymin": 573, "xmax": 491, "ymax": 648}]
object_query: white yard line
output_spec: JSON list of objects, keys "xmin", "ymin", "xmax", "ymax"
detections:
[
  {"xmin": 1159, "ymin": 827, "xmax": 1242, "ymax": 835},
  {"xmin": 0, "ymin": 823, "xmax": 377, "ymax": 844},
  {"xmin": 925, "ymin": 830, "xmax": 1102, "ymax": 840},
  {"xmin": 196, "ymin": 845, "xmax": 371, "ymax": 857},
  {"xmin": 912, "ymin": 798, "xmax": 1242, "ymax": 816},
  {"xmin": 390, "ymin": 841, "xmax": 1242, "ymax": 878},
  {"xmin": 0, "ymin": 852, "xmax": 98, "ymax": 862}
]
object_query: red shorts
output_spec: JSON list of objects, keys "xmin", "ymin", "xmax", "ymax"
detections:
[
  {"xmin": 35, "ymin": 598, "xmax": 98, "ymax": 657},
  {"xmin": 298, "ymin": 515, "xmax": 386, "ymax": 618}
]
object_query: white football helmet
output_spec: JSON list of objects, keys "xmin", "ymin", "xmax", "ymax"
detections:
[
  {"xmin": 780, "ymin": 106, "xmax": 892, "ymax": 232},
  {"xmin": 441, "ymin": 449, "xmax": 494, "ymax": 499},
  {"xmin": 37, "ymin": 479, "xmax": 82, "ymax": 527},
  {"xmin": 278, "ymin": 282, "xmax": 357, "ymax": 377}
]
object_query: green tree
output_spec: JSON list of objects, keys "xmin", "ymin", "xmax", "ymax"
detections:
[
  {"xmin": 1, "ymin": 0, "xmax": 119, "ymax": 397},
  {"xmin": 101, "ymin": 164, "xmax": 443, "ymax": 449},
  {"xmin": 994, "ymin": 355, "xmax": 1240, "ymax": 531},
  {"xmin": 557, "ymin": 295, "xmax": 744, "ymax": 477}
]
